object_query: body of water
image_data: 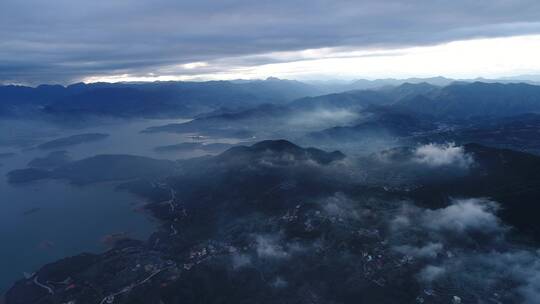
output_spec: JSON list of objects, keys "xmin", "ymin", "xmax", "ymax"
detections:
[{"xmin": 0, "ymin": 117, "xmax": 210, "ymax": 294}]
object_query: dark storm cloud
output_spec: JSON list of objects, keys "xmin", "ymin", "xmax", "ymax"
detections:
[{"xmin": 1, "ymin": 0, "xmax": 540, "ymax": 84}]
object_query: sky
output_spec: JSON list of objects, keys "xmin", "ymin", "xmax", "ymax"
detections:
[{"xmin": 1, "ymin": 0, "xmax": 540, "ymax": 85}]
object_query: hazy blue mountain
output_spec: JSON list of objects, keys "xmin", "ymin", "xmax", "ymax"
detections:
[
  {"xmin": 154, "ymin": 142, "xmax": 236, "ymax": 153},
  {"xmin": 347, "ymin": 76, "xmax": 454, "ymax": 90},
  {"xmin": 305, "ymin": 107, "xmax": 436, "ymax": 142},
  {"xmin": 314, "ymin": 76, "xmax": 540, "ymax": 92},
  {"xmin": 377, "ymin": 82, "xmax": 440, "ymax": 101},
  {"xmin": 300, "ymin": 81, "xmax": 540, "ymax": 121},
  {"xmin": 27, "ymin": 151, "xmax": 72, "ymax": 169},
  {"xmin": 37, "ymin": 133, "xmax": 109, "ymax": 149},
  {"xmin": 395, "ymin": 82, "xmax": 540, "ymax": 118},
  {"xmin": 4, "ymin": 79, "xmax": 539, "ymax": 122},
  {"xmin": 289, "ymin": 89, "xmax": 393, "ymax": 110},
  {"xmin": 0, "ymin": 78, "xmax": 322, "ymax": 119},
  {"xmin": 8, "ymin": 154, "xmax": 176, "ymax": 185},
  {"xmin": 143, "ymin": 103, "xmax": 288, "ymax": 138},
  {"xmin": 297, "ymin": 81, "xmax": 540, "ymax": 121},
  {"xmin": 308, "ymin": 76, "xmax": 454, "ymax": 92},
  {"xmin": 0, "ymin": 152, "xmax": 16, "ymax": 159},
  {"xmin": 141, "ymin": 83, "xmax": 445, "ymax": 144},
  {"xmin": 416, "ymin": 113, "xmax": 540, "ymax": 154}
]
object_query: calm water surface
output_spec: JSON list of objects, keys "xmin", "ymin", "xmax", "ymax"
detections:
[{"xmin": 0, "ymin": 117, "xmax": 217, "ymax": 293}]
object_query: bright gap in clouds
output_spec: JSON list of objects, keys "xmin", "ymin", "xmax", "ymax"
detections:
[{"xmin": 84, "ymin": 35, "xmax": 540, "ymax": 83}]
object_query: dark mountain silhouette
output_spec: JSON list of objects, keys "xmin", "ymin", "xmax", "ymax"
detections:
[
  {"xmin": 7, "ymin": 140, "xmax": 343, "ymax": 186},
  {"xmin": 417, "ymin": 113, "xmax": 540, "ymax": 154},
  {"xmin": 217, "ymin": 140, "xmax": 345, "ymax": 165},
  {"xmin": 409, "ymin": 144, "xmax": 540, "ymax": 241}
]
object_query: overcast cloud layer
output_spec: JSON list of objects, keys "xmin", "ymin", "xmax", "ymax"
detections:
[{"xmin": 1, "ymin": 0, "xmax": 540, "ymax": 84}]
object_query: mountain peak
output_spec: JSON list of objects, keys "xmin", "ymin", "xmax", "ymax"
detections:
[
  {"xmin": 218, "ymin": 140, "xmax": 345, "ymax": 165},
  {"xmin": 251, "ymin": 139, "xmax": 301, "ymax": 152}
]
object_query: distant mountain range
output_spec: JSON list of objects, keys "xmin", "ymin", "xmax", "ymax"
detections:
[
  {"xmin": 3, "ymin": 77, "xmax": 540, "ymax": 121},
  {"xmin": 303, "ymin": 81, "xmax": 540, "ymax": 119},
  {"xmin": 308, "ymin": 75, "xmax": 540, "ymax": 92},
  {"xmin": 142, "ymin": 82, "xmax": 540, "ymax": 148},
  {"xmin": 394, "ymin": 82, "xmax": 540, "ymax": 118},
  {"xmin": 0, "ymin": 78, "xmax": 322, "ymax": 119}
]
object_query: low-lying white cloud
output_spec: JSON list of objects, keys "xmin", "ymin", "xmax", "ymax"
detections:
[
  {"xmin": 287, "ymin": 109, "xmax": 360, "ymax": 129},
  {"xmin": 255, "ymin": 234, "xmax": 289, "ymax": 259},
  {"xmin": 418, "ymin": 265, "xmax": 446, "ymax": 283},
  {"xmin": 422, "ymin": 198, "xmax": 502, "ymax": 234},
  {"xmin": 413, "ymin": 143, "xmax": 473, "ymax": 168},
  {"xmin": 394, "ymin": 242, "xmax": 443, "ymax": 259},
  {"xmin": 321, "ymin": 192, "xmax": 363, "ymax": 220}
]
